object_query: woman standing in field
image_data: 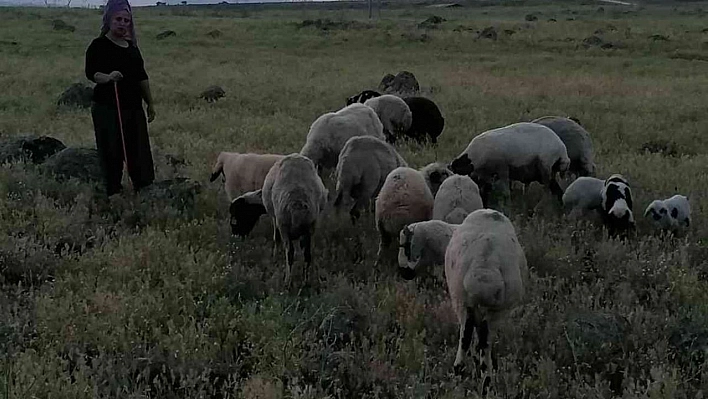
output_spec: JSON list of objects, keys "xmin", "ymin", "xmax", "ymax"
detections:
[{"xmin": 85, "ymin": 0, "xmax": 155, "ymax": 196}]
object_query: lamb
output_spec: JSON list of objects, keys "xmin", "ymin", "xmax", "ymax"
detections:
[
  {"xmin": 420, "ymin": 162, "xmax": 453, "ymax": 197},
  {"xmin": 398, "ymin": 220, "xmax": 457, "ymax": 280},
  {"xmin": 333, "ymin": 136, "xmax": 408, "ymax": 223},
  {"xmin": 562, "ymin": 176, "xmax": 605, "ymax": 218},
  {"xmin": 375, "ymin": 167, "xmax": 434, "ymax": 267},
  {"xmin": 448, "ymin": 122, "xmax": 570, "ymax": 207},
  {"xmin": 364, "ymin": 94, "xmax": 413, "ymax": 144},
  {"xmin": 644, "ymin": 194, "xmax": 691, "ymax": 233},
  {"xmin": 444, "ymin": 209, "xmax": 528, "ymax": 379},
  {"xmin": 261, "ymin": 153, "xmax": 328, "ymax": 286},
  {"xmin": 531, "ymin": 116, "xmax": 596, "ymax": 177},
  {"xmin": 403, "ymin": 96, "xmax": 445, "ymax": 144},
  {"xmin": 345, "ymin": 89, "xmax": 381, "ymax": 106},
  {"xmin": 209, "ymin": 152, "xmax": 284, "ymax": 202},
  {"xmin": 600, "ymin": 174, "xmax": 635, "ymax": 237},
  {"xmin": 433, "ymin": 175, "xmax": 483, "ymax": 224},
  {"xmin": 300, "ymin": 103, "xmax": 385, "ymax": 172}
]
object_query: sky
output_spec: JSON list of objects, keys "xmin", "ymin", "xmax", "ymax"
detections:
[{"xmin": 0, "ymin": 0, "xmax": 294, "ymax": 7}]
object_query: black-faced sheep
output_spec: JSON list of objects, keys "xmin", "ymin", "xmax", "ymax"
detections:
[
  {"xmin": 375, "ymin": 167, "xmax": 434, "ymax": 267},
  {"xmin": 333, "ymin": 136, "xmax": 408, "ymax": 223},
  {"xmin": 398, "ymin": 220, "xmax": 457, "ymax": 280},
  {"xmin": 229, "ymin": 189, "xmax": 267, "ymax": 238},
  {"xmin": 433, "ymin": 175, "xmax": 483, "ymax": 224},
  {"xmin": 209, "ymin": 152, "xmax": 285, "ymax": 202},
  {"xmin": 403, "ymin": 96, "xmax": 445, "ymax": 145},
  {"xmin": 445, "ymin": 209, "xmax": 528, "ymax": 379},
  {"xmin": 532, "ymin": 116, "xmax": 596, "ymax": 177},
  {"xmin": 448, "ymin": 122, "xmax": 570, "ymax": 207},
  {"xmin": 345, "ymin": 89, "xmax": 381, "ymax": 106},
  {"xmin": 300, "ymin": 103, "xmax": 385, "ymax": 172},
  {"xmin": 262, "ymin": 153, "xmax": 328, "ymax": 286},
  {"xmin": 644, "ymin": 194, "xmax": 691, "ymax": 233},
  {"xmin": 420, "ymin": 162, "xmax": 453, "ymax": 197},
  {"xmin": 364, "ymin": 94, "xmax": 413, "ymax": 144}
]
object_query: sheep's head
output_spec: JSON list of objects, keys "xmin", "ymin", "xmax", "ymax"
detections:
[
  {"xmin": 22, "ymin": 136, "xmax": 66, "ymax": 164},
  {"xmin": 398, "ymin": 224, "xmax": 420, "ymax": 280},
  {"xmin": 229, "ymin": 190, "xmax": 266, "ymax": 237},
  {"xmin": 602, "ymin": 180, "xmax": 633, "ymax": 213},
  {"xmin": 448, "ymin": 153, "xmax": 474, "ymax": 176},
  {"xmin": 605, "ymin": 199, "xmax": 635, "ymax": 238},
  {"xmin": 421, "ymin": 162, "xmax": 453, "ymax": 197}
]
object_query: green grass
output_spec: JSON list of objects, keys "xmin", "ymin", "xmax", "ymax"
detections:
[{"xmin": 1, "ymin": 1, "xmax": 708, "ymax": 397}]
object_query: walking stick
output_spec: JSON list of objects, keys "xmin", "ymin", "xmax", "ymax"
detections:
[{"xmin": 113, "ymin": 81, "xmax": 133, "ymax": 191}]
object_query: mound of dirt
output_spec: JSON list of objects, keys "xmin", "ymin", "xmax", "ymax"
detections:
[
  {"xmin": 156, "ymin": 30, "xmax": 176, "ymax": 40},
  {"xmin": 57, "ymin": 83, "xmax": 94, "ymax": 109},
  {"xmin": 0, "ymin": 135, "xmax": 66, "ymax": 164},
  {"xmin": 378, "ymin": 71, "xmax": 420, "ymax": 97},
  {"xmin": 51, "ymin": 19, "xmax": 75, "ymax": 32},
  {"xmin": 42, "ymin": 147, "xmax": 102, "ymax": 183},
  {"xmin": 200, "ymin": 85, "xmax": 226, "ymax": 103}
]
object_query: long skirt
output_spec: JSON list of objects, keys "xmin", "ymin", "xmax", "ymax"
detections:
[{"xmin": 91, "ymin": 102, "xmax": 155, "ymax": 196}]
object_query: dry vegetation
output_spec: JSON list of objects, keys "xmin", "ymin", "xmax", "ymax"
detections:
[{"xmin": 1, "ymin": 0, "xmax": 708, "ymax": 397}]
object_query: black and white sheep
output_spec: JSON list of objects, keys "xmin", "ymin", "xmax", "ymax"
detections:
[
  {"xmin": 300, "ymin": 103, "xmax": 385, "ymax": 172},
  {"xmin": 333, "ymin": 135, "xmax": 408, "ymax": 223},
  {"xmin": 262, "ymin": 153, "xmax": 328, "ymax": 286},
  {"xmin": 420, "ymin": 162, "xmax": 453, "ymax": 197},
  {"xmin": 433, "ymin": 175, "xmax": 483, "ymax": 224},
  {"xmin": 375, "ymin": 167, "xmax": 434, "ymax": 267},
  {"xmin": 403, "ymin": 96, "xmax": 445, "ymax": 144},
  {"xmin": 448, "ymin": 122, "xmax": 570, "ymax": 207},
  {"xmin": 644, "ymin": 194, "xmax": 691, "ymax": 233},
  {"xmin": 209, "ymin": 152, "xmax": 285, "ymax": 202},
  {"xmin": 398, "ymin": 220, "xmax": 457, "ymax": 280},
  {"xmin": 444, "ymin": 209, "xmax": 528, "ymax": 377},
  {"xmin": 345, "ymin": 89, "xmax": 381, "ymax": 106},
  {"xmin": 600, "ymin": 174, "xmax": 635, "ymax": 237},
  {"xmin": 531, "ymin": 116, "xmax": 596, "ymax": 177},
  {"xmin": 364, "ymin": 94, "xmax": 413, "ymax": 144}
]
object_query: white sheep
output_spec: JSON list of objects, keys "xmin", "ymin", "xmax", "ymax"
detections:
[
  {"xmin": 420, "ymin": 162, "xmax": 453, "ymax": 197},
  {"xmin": 364, "ymin": 94, "xmax": 413, "ymax": 144},
  {"xmin": 532, "ymin": 116, "xmax": 596, "ymax": 177},
  {"xmin": 209, "ymin": 152, "xmax": 285, "ymax": 202},
  {"xmin": 444, "ymin": 209, "xmax": 528, "ymax": 378},
  {"xmin": 600, "ymin": 174, "xmax": 635, "ymax": 238},
  {"xmin": 433, "ymin": 175, "xmax": 483, "ymax": 224},
  {"xmin": 397, "ymin": 220, "xmax": 457, "ymax": 280},
  {"xmin": 333, "ymin": 136, "xmax": 408, "ymax": 223},
  {"xmin": 300, "ymin": 103, "xmax": 385, "ymax": 172},
  {"xmin": 644, "ymin": 194, "xmax": 691, "ymax": 233},
  {"xmin": 561, "ymin": 176, "xmax": 605, "ymax": 219},
  {"xmin": 375, "ymin": 166, "xmax": 434, "ymax": 267},
  {"xmin": 448, "ymin": 122, "xmax": 570, "ymax": 207},
  {"xmin": 261, "ymin": 153, "xmax": 328, "ymax": 286}
]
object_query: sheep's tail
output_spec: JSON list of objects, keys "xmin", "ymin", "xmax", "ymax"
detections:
[
  {"xmin": 210, "ymin": 153, "xmax": 224, "ymax": 182},
  {"xmin": 466, "ymin": 265, "xmax": 506, "ymax": 310},
  {"xmin": 288, "ymin": 200, "xmax": 316, "ymax": 238}
]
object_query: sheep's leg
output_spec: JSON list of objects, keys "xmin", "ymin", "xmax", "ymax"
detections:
[
  {"xmin": 375, "ymin": 225, "xmax": 392, "ymax": 268},
  {"xmin": 453, "ymin": 307, "xmax": 476, "ymax": 375},
  {"xmin": 350, "ymin": 195, "xmax": 369, "ymax": 225},
  {"xmin": 271, "ymin": 224, "xmax": 282, "ymax": 258},
  {"xmin": 285, "ymin": 239, "xmax": 295, "ymax": 288},
  {"xmin": 549, "ymin": 177, "xmax": 564, "ymax": 205},
  {"xmin": 300, "ymin": 233, "xmax": 312, "ymax": 283}
]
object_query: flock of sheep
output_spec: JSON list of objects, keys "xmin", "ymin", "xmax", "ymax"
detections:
[{"xmin": 208, "ymin": 88, "xmax": 692, "ymax": 379}]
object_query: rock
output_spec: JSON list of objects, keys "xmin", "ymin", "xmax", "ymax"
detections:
[
  {"xmin": 378, "ymin": 71, "xmax": 420, "ymax": 97},
  {"xmin": 503, "ymin": 29, "xmax": 516, "ymax": 35},
  {"xmin": 156, "ymin": 30, "xmax": 176, "ymax": 40},
  {"xmin": 199, "ymin": 85, "xmax": 226, "ymax": 103},
  {"xmin": 51, "ymin": 19, "xmax": 75, "ymax": 32},
  {"xmin": 525, "ymin": 14, "xmax": 538, "ymax": 21},
  {"xmin": 548, "ymin": 18, "xmax": 557, "ymax": 22},
  {"xmin": 477, "ymin": 26, "xmax": 498, "ymax": 40},
  {"xmin": 137, "ymin": 178, "xmax": 202, "ymax": 212},
  {"xmin": 582, "ymin": 35, "xmax": 604, "ymax": 47},
  {"xmin": 42, "ymin": 147, "xmax": 102, "ymax": 183},
  {"xmin": 0, "ymin": 135, "xmax": 66, "ymax": 164},
  {"xmin": 57, "ymin": 83, "xmax": 94, "ymax": 109},
  {"xmin": 418, "ymin": 15, "xmax": 446, "ymax": 29},
  {"xmin": 206, "ymin": 29, "xmax": 222, "ymax": 38},
  {"xmin": 648, "ymin": 34, "xmax": 669, "ymax": 41}
]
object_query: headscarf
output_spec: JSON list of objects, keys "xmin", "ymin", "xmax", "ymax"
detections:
[{"xmin": 100, "ymin": 0, "xmax": 138, "ymax": 46}]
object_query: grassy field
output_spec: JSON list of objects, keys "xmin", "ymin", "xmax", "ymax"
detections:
[{"xmin": 1, "ymin": 0, "xmax": 708, "ymax": 397}]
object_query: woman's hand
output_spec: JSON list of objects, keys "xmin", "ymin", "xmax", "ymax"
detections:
[
  {"xmin": 108, "ymin": 71, "xmax": 123, "ymax": 82},
  {"xmin": 146, "ymin": 104, "xmax": 156, "ymax": 123}
]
